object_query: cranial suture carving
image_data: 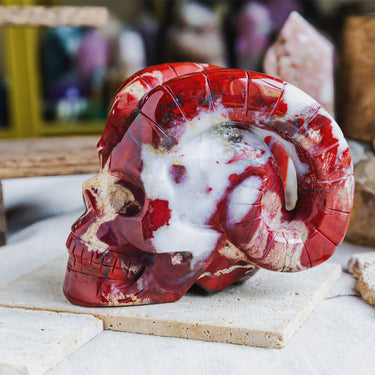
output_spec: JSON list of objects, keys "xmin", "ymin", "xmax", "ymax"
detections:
[{"xmin": 63, "ymin": 63, "xmax": 354, "ymax": 307}]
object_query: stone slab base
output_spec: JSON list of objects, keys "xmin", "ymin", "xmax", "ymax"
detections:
[
  {"xmin": 0, "ymin": 256, "xmax": 341, "ymax": 349},
  {"xmin": 0, "ymin": 307, "xmax": 102, "ymax": 375}
]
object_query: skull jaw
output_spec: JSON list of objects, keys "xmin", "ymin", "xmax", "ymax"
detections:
[
  {"xmin": 64, "ymin": 227, "xmax": 261, "ymax": 306},
  {"xmin": 63, "ymin": 264, "xmax": 199, "ymax": 307},
  {"xmin": 64, "ymin": 232, "xmax": 208, "ymax": 306}
]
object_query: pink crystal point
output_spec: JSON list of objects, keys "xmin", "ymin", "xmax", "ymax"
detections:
[{"xmin": 264, "ymin": 11, "xmax": 334, "ymax": 115}]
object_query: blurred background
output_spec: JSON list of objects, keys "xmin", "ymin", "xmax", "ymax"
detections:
[{"xmin": 0, "ymin": 0, "xmax": 374, "ymax": 139}]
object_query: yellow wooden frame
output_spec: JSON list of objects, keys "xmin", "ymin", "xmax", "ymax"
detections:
[{"xmin": 0, "ymin": 0, "xmax": 105, "ymax": 139}]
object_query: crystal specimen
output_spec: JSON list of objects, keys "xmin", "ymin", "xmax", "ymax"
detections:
[{"xmin": 264, "ymin": 11, "xmax": 334, "ymax": 115}]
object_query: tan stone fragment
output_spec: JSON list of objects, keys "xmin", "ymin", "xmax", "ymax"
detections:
[
  {"xmin": 346, "ymin": 157, "xmax": 375, "ymax": 247},
  {"xmin": 339, "ymin": 16, "xmax": 375, "ymax": 142},
  {"xmin": 348, "ymin": 253, "xmax": 375, "ymax": 305},
  {"xmin": 0, "ymin": 256, "xmax": 341, "ymax": 349}
]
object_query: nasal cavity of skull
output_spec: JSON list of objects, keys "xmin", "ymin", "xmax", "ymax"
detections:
[
  {"xmin": 265, "ymin": 136, "xmax": 297, "ymax": 211},
  {"xmin": 110, "ymin": 181, "xmax": 145, "ymax": 216},
  {"xmin": 169, "ymin": 164, "xmax": 187, "ymax": 184}
]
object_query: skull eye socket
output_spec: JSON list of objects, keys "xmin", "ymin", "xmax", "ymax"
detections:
[{"xmin": 109, "ymin": 181, "xmax": 145, "ymax": 216}]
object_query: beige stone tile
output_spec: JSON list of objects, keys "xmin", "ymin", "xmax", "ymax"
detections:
[
  {"xmin": 0, "ymin": 307, "xmax": 102, "ymax": 375},
  {"xmin": 0, "ymin": 256, "xmax": 341, "ymax": 349}
]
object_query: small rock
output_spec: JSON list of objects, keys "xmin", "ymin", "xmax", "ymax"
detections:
[
  {"xmin": 264, "ymin": 11, "xmax": 334, "ymax": 115},
  {"xmin": 346, "ymin": 157, "xmax": 375, "ymax": 247},
  {"xmin": 348, "ymin": 253, "xmax": 375, "ymax": 305}
]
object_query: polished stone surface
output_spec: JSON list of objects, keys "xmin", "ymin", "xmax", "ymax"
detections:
[{"xmin": 66, "ymin": 63, "xmax": 352, "ymax": 307}]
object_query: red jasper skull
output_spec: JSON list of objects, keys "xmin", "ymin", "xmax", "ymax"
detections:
[{"xmin": 64, "ymin": 63, "xmax": 354, "ymax": 307}]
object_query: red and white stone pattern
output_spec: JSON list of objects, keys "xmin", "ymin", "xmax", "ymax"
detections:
[
  {"xmin": 264, "ymin": 11, "xmax": 335, "ymax": 115},
  {"xmin": 63, "ymin": 63, "xmax": 353, "ymax": 307}
]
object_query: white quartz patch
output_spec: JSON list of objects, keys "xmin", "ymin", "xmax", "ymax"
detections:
[
  {"xmin": 0, "ymin": 256, "xmax": 341, "ymax": 349},
  {"xmin": 141, "ymin": 106, "xmax": 272, "ymax": 259},
  {"xmin": 283, "ymin": 83, "xmax": 348, "ymax": 159},
  {"xmin": 283, "ymin": 83, "xmax": 318, "ymax": 118},
  {"xmin": 0, "ymin": 307, "xmax": 102, "ymax": 375},
  {"xmin": 328, "ymin": 112, "xmax": 348, "ymax": 158},
  {"xmin": 253, "ymin": 127, "xmax": 309, "ymax": 176},
  {"xmin": 285, "ymin": 158, "xmax": 298, "ymax": 210},
  {"xmin": 151, "ymin": 219, "xmax": 220, "ymax": 259},
  {"xmin": 227, "ymin": 176, "xmax": 262, "ymax": 224}
]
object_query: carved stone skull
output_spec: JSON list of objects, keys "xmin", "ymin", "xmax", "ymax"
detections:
[{"xmin": 64, "ymin": 63, "xmax": 354, "ymax": 306}]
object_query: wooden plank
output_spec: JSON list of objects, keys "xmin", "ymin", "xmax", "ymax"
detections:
[
  {"xmin": 0, "ymin": 6, "xmax": 109, "ymax": 27},
  {"xmin": 0, "ymin": 136, "xmax": 100, "ymax": 179},
  {"xmin": 0, "ymin": 181, "xmax": 6, "ymax": 246}
]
